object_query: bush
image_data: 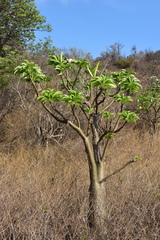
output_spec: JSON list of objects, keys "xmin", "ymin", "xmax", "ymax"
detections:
[{"xmin": 115, "ymin": 59, "xmax": 133, "ymax": 69}]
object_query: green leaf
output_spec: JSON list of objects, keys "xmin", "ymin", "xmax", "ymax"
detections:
[
  {"xmin": 101, "ymin": 111, "xmax": 115, "ymax": 119},
  {"xmin": 114, "ymin": 94, "xmax": 133, "ymax": 104},
  {"xmin": 91, "ymin": 75, "xmax": 116, "ymax": 90},
  {"xmin": 119, "ymin": 110, "xmax": 139, "ymax": 123},
  {"xmin": 120, "ymin": 74, "xmax": 142, "ymax": 93},
  {"xmin": 105, "ymin": 132, "xmax": 115, "ymax": 139},
  {"xmin": 138, "ymin": 87, "xmax": 160, "ymax": 110},
  {"xmin": 62, "ymin": 90, "xmax": 85, "ymax": 107},
  {"xmin": 86, "ymin": 62, "xmax": 100, "ymax": 77},
  {"xmin": 14, "ymin": 60, "xmax": 49, "ymax": 82},
  {"xmin": 134, "ymin": 156, "xmax": 142, "ymax": 160},
  {"xmin": 37, "ymin": 89, "xmax": 63, "ymax": 103},
  {"xmin": 72, "ymin": 59, "xmax": 89, "ymax": 69},
  {"xmin": 111, "ymin": 69, "xmax": 142, "ymax": 93},
  {"xmin": 48, "ymin": 53, "xmax": 72, "ymax": 74},
  {"xmin": 84, "ymin": 107, "xmax": 94, "ymax": 114},
  {"xmin": 48, "ymin": 53, "xmax": 66, "ymax": 65}
]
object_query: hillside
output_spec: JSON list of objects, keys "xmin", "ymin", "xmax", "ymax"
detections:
[
  {"xmin": 0, "ymin": 41, "xmax": 160, "ymax": 240},
  {"xmin": 0, "ymin": 123, "xmax": 160, "ymax": 239},
  {"xmin": 0, "ymin": 58, "xmax": 160, "ymax": 239}
]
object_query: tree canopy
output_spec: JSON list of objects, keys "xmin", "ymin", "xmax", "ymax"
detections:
[{"xmin": 0, "ymin": 0, "xmax": 52, "ymax": 57}]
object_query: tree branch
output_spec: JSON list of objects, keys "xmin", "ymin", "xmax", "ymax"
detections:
[
  {"xmin": 30, "ymin": 79, "xmax": 68, "ymax": 123},
  {"xmin": 68, "ymin": 120, "xmax": 87, "ymax": 140},
  {"xmin": 99, "ymin": 159, "xmax": 135, "ymax": 184},
  {"xmin": 71, "ymin": 106, "xmax": 80, "ymax": 127},
  {"xmin": 101, "ymin": 99, "xmax": 115, "ymax": 112},
  {"xmin": 42, "ymin": 103, "xmax": 67, "ymax": 124},
  {"xmin": 73, "ymin": 66, "xmax": 82, "ymax": 87}
]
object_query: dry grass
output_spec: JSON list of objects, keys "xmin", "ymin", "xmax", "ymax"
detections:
[{"xmin": 0, "ymin": 128, "xmax": 160, "ymax": 239}]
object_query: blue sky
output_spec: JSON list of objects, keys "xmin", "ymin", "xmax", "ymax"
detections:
[{"xmin": 35, "ymin": 0, "xmax": 160, "ymax": 59}]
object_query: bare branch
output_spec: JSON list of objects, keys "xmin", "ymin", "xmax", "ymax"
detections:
[
  {"xmin": 68, "ymin": 120, "xmax": 86, "ymax": 140},
  {"xmin": 101, "ymin": 137, "xmax": 110, "ymax": 161},
  {"xmin": 71, "ymin": 106, "xmax": 80, "ymax": 127},
  {"xmin": 42, "ymin": 103, "xmax": 67, "ymax": 124},
  {"xmin": 73, "ymin": 66, "xmax": 82, "ymax": 87},
  {"xmin": 30, "ymin": 79, "xmax": 68, "ymax": 124},
  {"xmin": 114, "ymin": 121, "xmax": 127, "ymax": 133},
  {"xmin": 101, "ymin": 99, "xmax": 115, "ymax": 112},
  {"xmin": 99, "ymin": 159, "xmax": 135, "ymax": 184},
  {"xmin": 91, "ymin": 89, "xmax": 103, "ymax": 110}
]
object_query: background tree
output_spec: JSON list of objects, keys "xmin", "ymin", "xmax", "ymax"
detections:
[
  {"xmin": 131, "ymin": 45, "xmax": 138, "ymax": 59},
  {"xmin": 108, "ymin": 42, "xmax": 124, "ymax": 61},
  {"xmin": 0, "ymin": 50, "xmax": 19, "ymax": 88},
  {"xmin": 0, "ymin": 0, "xmax": 52, "ymax": 88},
  {"xmin": 28, "ymin": 36, "xmax": 57, "ymax": 58},
  {"xmin": 138, "ymin": 77, "xmax": 160, "ymax": 133},
  {"xmin": 55, "ymin": 46, "xmax": 92, "ymax": 60},
  {"xmin": 0, "ymin": 0, "xmax": 52, "ymax": 57},
  {"xmin": 115, "ymin": 59, "xmax": 133, "ymax": 69},
  {"xmin": 98, "ymin": 42, "xmax": 124, "ymax": 70},
  {"xmin": 103, "ymin": 42, "xmax": 124, "ymax": 62},
  {"xmin": 15, "ymin": 54, "xmax": 142, "ymax": 237}
]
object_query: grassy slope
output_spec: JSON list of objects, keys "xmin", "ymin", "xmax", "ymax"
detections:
[{"xmin": 0, "ymin": 124, "xmax": 160, "ymax": 239}]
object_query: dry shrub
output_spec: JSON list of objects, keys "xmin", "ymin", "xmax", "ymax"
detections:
[
  {"xmin": 0, "ymin": 129, "xmax": 160, "ymax": 239},
  {"xmin": 103, "ymin": 129, "xmax": 160, "ymax": 239},
  {"xmin": 0, "ymin": 144, "xmax": 91, "ymax": 240}
]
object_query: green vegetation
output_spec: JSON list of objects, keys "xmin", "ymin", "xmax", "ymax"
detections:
[
  {"xmin": 0, "ymin": 0, "xmax": 52, "ymax": 57},
  {"xmin": 0, "ymin": 0, "xmax": 52, "ymax": 88},
  {"xmin": 138, "ymin": 77, "xmax": 160, "ymax": 132},
  {"xmin": 0, "ymin": 0, "xmax": 160, "ymax": 239},
  {"xmin": 28, "ymin": 36, "xmax": 57, "ymax": 56},
  {"xmin": 115, "ymin": 59, "xmax": 133, "ymax": 69}
]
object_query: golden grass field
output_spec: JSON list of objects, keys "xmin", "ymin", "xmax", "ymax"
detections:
[{"xmin": 0, "ymin": 112, "xmax": 160, "ymax": 239}]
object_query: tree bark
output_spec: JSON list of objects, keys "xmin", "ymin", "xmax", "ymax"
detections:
[
  {"xmin": 88, "ymin": 161, "xmax": 107, "ymax": 235},
  {"xmin": 83, "ymin": 135, "xmax": 107, "ymax": 236}
]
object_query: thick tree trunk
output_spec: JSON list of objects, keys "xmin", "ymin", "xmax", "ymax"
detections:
[
  {"xmin": 88, "ymin": 161, "xmax": 107, "ymax": 235},
  {"xmin": 83, "ymin": 136, "xmax": 107, "ymax": 237}
]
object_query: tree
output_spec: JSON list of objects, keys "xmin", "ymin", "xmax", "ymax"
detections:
[
  {"xmin": 138, "ymin": 77, "xmax": 160, "ymax": 133},
  {"xmin": 131, "ymin": 45, "xmax": 138, "ymax": 59},
  {"xmin": 55, "ymin": 46, "xmax": 92, "ymax": 60},
  {"xmin": 0, "ymin": 0, "xmax": 52, "ymax": 57},
  {"xmin": 115, "ymin": 59, "xmax": 133, "ymax": 69},
  {"xmin": 0, "ymin": 50, "xmax": 17, "ymax": 88},
  {"xmin": 28, "ymin": 36, "xmax": 57, "ymax": 57},
  {"xmin": 15, "ymin": 54, "xmax": 142, "ymax": 237},
  {"xmin": 107, "ymin": 42, "xmax": 124, "ymax": 62}
]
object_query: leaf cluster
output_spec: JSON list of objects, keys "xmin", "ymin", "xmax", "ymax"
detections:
[
  {"xmin": 28, "ymin": 37, "xmax": 57, "ymax": 56},
  {"xmin": 0, "ymin": 0, "xmax": 52, "ymax": 56},
  {"xmin": 14, "ymin": 60, "xmax": 50, "ymax": 82},
  {"xmin": 37, "ymin": 89, "xmax": 63, "ymax": 103},
  {"xmin": 119, "ymin": 111, "xmax": 139, "ymax": 123},
  {"xmin": 91, "ymin": 75, "xmax": 116, "ymax": 90},
  {"xmin": 15, "ymin": 53, "xmax": 142, "ymax": 135},
  {"xmin": 48, "ymin": 53, "xmax": 72, "ymax": 74},
  {"xmin": 37, "ymin": 89, "xmax": 85, "ymax": 107},
  {"xmin": 0, "ymin": 49, "xmax": 25, "ymax": 88},
  {"xmin": 138, "ymin": 78, "xmax": 160, "ymax": 111},
  {"xmin": 111, "ymin": 69, "xmax": 142, "ymax": 93}
]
